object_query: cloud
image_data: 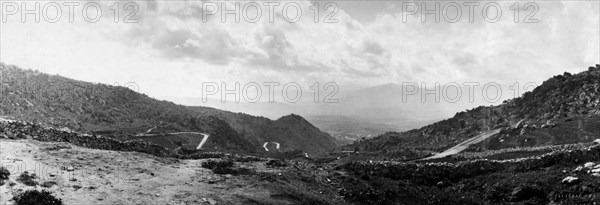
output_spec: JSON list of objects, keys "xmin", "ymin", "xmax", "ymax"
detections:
[{"xmin": 1, "ymin": 0, "xmax": 598, "ymax": 98}]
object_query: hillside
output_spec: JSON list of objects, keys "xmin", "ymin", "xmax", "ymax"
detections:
[
  {"xmin": 0, "ymin": 63, "xmax": 337, "ymax": 154},
  {"xmin": 343, "ymin": 64, "xmax": 600, "ymax": 158}
]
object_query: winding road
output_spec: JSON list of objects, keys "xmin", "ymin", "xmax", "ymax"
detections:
[
  {"xmin": 135, "ymin": 132, "xmax": 210, "ymax": 150},
  {"xmin": 419, "ymin": 128, "xmax": 502, "ymax": 160},
  {"xmin": 262, "ymin": 142, "xmax": 281, "ymax": 151}
]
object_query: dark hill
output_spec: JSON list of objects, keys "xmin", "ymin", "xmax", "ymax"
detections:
[
  {"xmin": 0, "ymin": 63, "xmax": 337, "ymax": 154},
  {"xmin": 343, "ymin": 64, "xmax": 600, "ymax": 157}
]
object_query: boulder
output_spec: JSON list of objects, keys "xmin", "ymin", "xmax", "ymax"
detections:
[
  {"xmin": 562, "ymin": 176, "xmax": 580, "ymax": 184},
  {"xmin": 584, "ymin": 162, "xmax": 595, "ymax": 168},
  {"xmin": 593, "ymin": 139, "xmax": 600, "ymax": 144},
  {"xmin": 201, "ymin": 198, "xmax": 217, "ymax": 205},
  {"xmin": 515, "ymin": 120, "xmax": 525, "ymax": 129},
  {"xmin": 67, "ymin": 166, "xmax": 75, "ymax": 172}
]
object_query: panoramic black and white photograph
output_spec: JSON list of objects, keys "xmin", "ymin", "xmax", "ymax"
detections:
[{"xmin": 0, "ymin": 0, "xmax": 599, "ymax": 204}]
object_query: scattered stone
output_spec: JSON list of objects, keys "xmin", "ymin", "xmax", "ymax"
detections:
[
  {"xmin": 73, "ymin": 185, "xmax": 82, "ymax": 190},
  {"xmin": 201, "ymin": 198, "xmax": 217, "ymax": 205},
  {"xmin": 562, "ymin": 176, "xmax": 580, "ymax": 184},
  {"xmin": 574, "ymin": 166, "xmax": 584, "ymax": 172},
  {"xmin": 515, "ymin": 119, "xmax": 525, "ymax": 129},
  {"xmin": 436, "ymin": 180, "xmax": 449, "ymax": 188}
]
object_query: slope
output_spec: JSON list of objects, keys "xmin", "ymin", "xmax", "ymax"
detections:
[
  {"xmin": 343, "ymin": 64, "xmax": 600, "ymax": 157},
  {"xmin": 0, "ymin": 63, "xmax": 337, "ymax": 154}
]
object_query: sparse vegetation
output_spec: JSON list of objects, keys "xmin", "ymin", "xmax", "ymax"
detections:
[
  {"xmin": 13, "ymin": 190, "xmax": 63, "ymax": 205},
  {"xmin": 17, "ymin": 172, "xmax": 38, "ymax": 186},
  {"xmin": 0, "ymin": 166, "xmax": 10, "ymax": 185},
  {"xmin": 266, "ymin": 159, "xmax": 288, "ymax": 167},
  {"xmin": 0, "ymin": 166, "xmax": 10, "ymax": 180},
  {"xmin": 41, "ymin": 181, "xmax": 57, "ymax": 188},
  {"xmin": 201, "ymin": 159, "xmax": 235, "ymax": 170},
  {"xmin": 201, "ymin": 159, "xmax": 253, "ymax": 175}
]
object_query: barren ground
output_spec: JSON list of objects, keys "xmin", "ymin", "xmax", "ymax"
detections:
[{"xmin": 0, "ymin": 139, "xmax": 318, "ymax": 205}]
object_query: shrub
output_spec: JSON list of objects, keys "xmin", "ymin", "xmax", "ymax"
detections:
[
  {"xmin": 201, "ymin": 159, "xmax": 234, "ymax": 170},
  {"xmin": 235, "ymin": 156, "xmax": 264, "ymax": 162},
  {"xmin": 201, "ymin": 159, "xmax": 253, "ymax": 175},
  {"xmin": 17, "ymin": 172, "xmax": 37, "ymax": 186},
  {"xmin": 0, "ymin": 166, "xmax": 10, "ymax": 180},
  {"xmin": 41, "ymin": 181, "xmax": 57, "ymax": 188},
  {"xmin": 13, "ymin": 190, "xmax": 63, "ymax": 205},
  {"xmin": 266, "ymin": 159, "xmax": 288, "ymax": 167}
]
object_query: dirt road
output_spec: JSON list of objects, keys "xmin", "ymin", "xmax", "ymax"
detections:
[{"xmin": 419, "ymin": 128, "xmax": 502, "ymax": 160}]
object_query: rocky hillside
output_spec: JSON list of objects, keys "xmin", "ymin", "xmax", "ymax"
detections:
[
  {"xmin": 192, "ymin": 107, "xmax": 339, "ymax": 154},
  {"xmin": 344, "ymin": 64, "xmax": 600, "ymax": 156},
  {"xmin": 0, "ymin": 63, "xmax": 337, "ymax": 154}
]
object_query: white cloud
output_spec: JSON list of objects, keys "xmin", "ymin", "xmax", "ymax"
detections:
[{"xmin": 1, "ymin": 0, "xmax": 598, "ymax": 99}]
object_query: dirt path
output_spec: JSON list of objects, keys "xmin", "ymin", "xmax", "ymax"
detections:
[
  {"xmin": 419, "ymin": 129, "xmax": 502, "ymax": 160},
  {"xmin": 196, "ymin": 134, "xmax": 210, "ymax": 150}
]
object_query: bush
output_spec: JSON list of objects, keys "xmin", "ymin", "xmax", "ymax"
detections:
[
  {"xmin": 266, "ymin": 159, "xmax": 288, "ymax": 167},
  {"xmin": 201, "ymin": 159, "xmax": 234, "ymax": 170},
  {"xmin": 201, "ymin": 159, "xmax": 253, "ymax": 175},
  {"xmin": 13, "ymin": 190, "xmax": 63, "ymax": 205},
  {"xmin": 41, "ymin": 181, "xmax": 57, "ymax": 188},
  {"xmin": 0, "ymin": 166, "xmax": 10, "ymax": 180},
  {"xmin": 235, "ymin": 156, "xmax": 264, "ymax": 162},
  {"xmin": 17, "ymin": 172, "xmax": 37, "ymax": 186}
]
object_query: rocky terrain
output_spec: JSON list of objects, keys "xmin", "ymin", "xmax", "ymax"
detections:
[
  {"xmin": 1, "ymin": 64, "xmax": 600, "ymax": 204},
  {"xmin": 2, "ymin": 123, "xmax": 600, "ymax": 204},
  {"xmin": 0, "ymin": 63, "xmax": 338, "ymax": 155},
  {"xmin": 342, "ymin": 64, "xmax": 600, "ymax": 159}
]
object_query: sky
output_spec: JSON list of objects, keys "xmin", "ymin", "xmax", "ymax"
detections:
[{"xmin": 1, "ymin": 0, "xmax": 599, "ymax": 102}]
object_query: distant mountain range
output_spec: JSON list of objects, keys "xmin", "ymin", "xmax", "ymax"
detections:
[
  {"xmin": 167, "ymin": 80, "xmax": 517, "ymax": 142},
  {"xmin": 0, "ymin": 63, "xmax": 338, "ymax": 155}
]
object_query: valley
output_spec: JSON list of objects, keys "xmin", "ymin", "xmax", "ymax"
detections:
[{"xmin": 1, "ymin": 63, "xmax": 600, "ymax": 204}]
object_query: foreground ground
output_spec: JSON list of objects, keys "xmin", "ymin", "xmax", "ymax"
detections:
[
  {"xmin": 0, "ymin": 139, "xmax": 344, "ymax": 205},
  {"xmin": 2, "ymin": 136, "xmax": 600, "ymax": 204}
]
